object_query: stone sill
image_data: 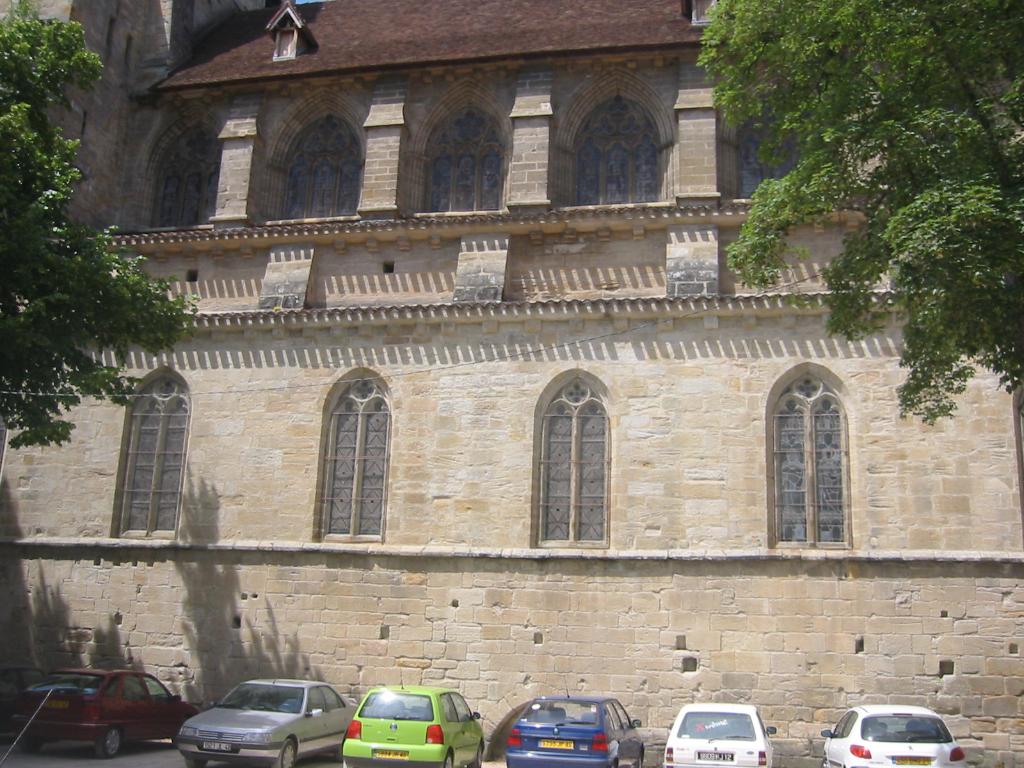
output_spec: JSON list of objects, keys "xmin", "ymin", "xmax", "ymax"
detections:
[{"xmin": 1, "ymin": 536, "xmax": 1022, "ymax": 565}]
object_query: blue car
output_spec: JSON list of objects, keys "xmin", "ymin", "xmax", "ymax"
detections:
[{"xmin": 505, "ymin": 696, "xmax": 645, "ymax": 768}]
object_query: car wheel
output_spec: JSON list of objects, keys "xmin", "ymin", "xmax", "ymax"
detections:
[
  {"xmin": 184, "ymin": 758, "xmax": 208, "ymax": 768},
  {"xmin": 470, "ymin": 742, "xmax": 484, "ymax": 768},
  {"xmin": 94, "ymin": 726, "xmax": 123, "ymax": 759},
  {"xmin": 277, "ymin": 738, "xmax": 297, "ymax": 768}
]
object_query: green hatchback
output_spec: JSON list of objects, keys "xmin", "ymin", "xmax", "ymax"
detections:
[{"xmin": 343, "ymin": 686, "xmax": 485, "ymax": 768}]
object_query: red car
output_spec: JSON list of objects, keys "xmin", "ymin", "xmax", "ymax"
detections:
[{"xmin": 14, "ymin": 668, "xmax": 198, "ymax": 758}]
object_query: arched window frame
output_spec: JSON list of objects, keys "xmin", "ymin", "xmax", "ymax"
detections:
[
  {"xmin": 573, "ymin": 95, "xmax": 660, "ymax": 206},
  {"xmin": 281, "ymin": 115, "xmax": 363, "ymax": 220},
  {"xmin": 536, "ymin": 378, "xmax": 610, "ymax": 547},
  {"xmin": 424, "ymin": 107, "xmax": 505, "ymax": 213},
  {"xmin": 319, "ymin": 377, "xmax": 391, "ymax": 540},
  {"xmin": 118, "ymin": 376, "xmax": 190, "ymax": 537},
  {"xmin": 154, "ymin": 127, "xmax": 220, "ymax": 228},
  {"xmin": 770, "ymin": 375, "xmax": 850, "ymax": 546},
  {"xmin": 0, "ymin": 417, "xmax": 7, "ymax": 480}
]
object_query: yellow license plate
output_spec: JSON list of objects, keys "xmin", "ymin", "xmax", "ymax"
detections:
[
  {"xmin": 45, "ymin": 700, "xmax": 69, "ymax": 709},
  {"xmin": 894, "ymin": 759, "xmax": 931, "ymax": 766},
  {"xmin": 373, "ymin": 749, "xmax": 409, "ymax": 760},
  {"xmin": 540, "ymin": 739, "xmax": 574, "ymax": 749}
]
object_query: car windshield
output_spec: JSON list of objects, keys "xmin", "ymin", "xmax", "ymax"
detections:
[
  {"xmin": 359, "ymin": 691, "xmax": 434, "ymax": 721},
  {"xmin": 861, "ymin": 715, "xmax": 952, "ymax": 744},
  {"xmin": 678, "ymin": 712, "xmax": 756, "ymax": 741},
  {"xmin": 218, "ymin": 683, "xmax": 304, "ymax": 714},
  {"xmin": 521, "ymin": 699, "xmax": 601, "ymax": 725},
  {"xmin": 30, "ymin": 673, "xmax": 105, "ymax": 695}
]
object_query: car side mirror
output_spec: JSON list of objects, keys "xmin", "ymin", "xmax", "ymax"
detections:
[
  {"xmin": 472, "ymin": 712, "xmax": 481, "ymax": 720},
  {"xmin": 820, "ymin": 729, "xmax": 834, "ymax": 739},
  {"xmin": 766, "ymin": 726, "xmax": 777, "ymax": 735},
  {"xmin": 306, "ymin": 708, "xmax": 324, "ymax": 718},
  {"xmin": 631, "ymin": 719, "xmax": 642, "ymax": 728}
]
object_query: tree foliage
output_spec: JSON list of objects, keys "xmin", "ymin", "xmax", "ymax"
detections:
[
  {"xmin": 700, "ymin": 0, "xmax": 1024, "ymax": 421},
  {"xmin": 0, "ymin": 0, "xmax": 193, "ymax": 447}
]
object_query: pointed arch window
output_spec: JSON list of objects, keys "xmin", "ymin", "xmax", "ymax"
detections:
[
  {"xmin": 538, "ymin": 379, "xmax": 609, "ymax": 545},
  {"xmin": 282, "ymin": 115, "xmax": 362, "ymax": 220},
  {"xmin": 426, "ymin": 108, "xmax": 504, "ymax": 212},
  {"xmin": 155, "ymin": 128, "xmax": 220, "ymax": 228},
  {"xmin": 575, "ymin": 96, "xmax": 660, "ymax": 206},
  {"xmin": 322, "ymin": 378, "xmax": 391, "ymax": 538},
  {"xmin": 120, "ymin": 378, "xmax": 190, "ymax": 535},
  {"xmin": 0, "ymin": 417, "xmax": 7, "ymax": 476},
  {"xmin": 772, "ymin": 376, "xmax": 849, "ymax": 545}
]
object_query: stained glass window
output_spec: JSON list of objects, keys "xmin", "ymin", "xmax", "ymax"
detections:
[
  {"xmin": 322, "ymin": 378, "xmax": 390, "ymax": 537},
  {"xmin": 121, "ymin": 378, "xmax": 190, "ymax": 535},
  {"xmin": 772, "ymin": 376, "xmax": 848, "ymax": 544},
  {"xmin": 155, "ymin": 128, "xmax": 220, "ymax": 228},
  {"xmin": 574, "ymin": 96, "xmax": 660, "ymax": 206},
  {"xmin": 738, "ymin": 122, "xmax": 795, "ymax": 198},
  {"xmin": 426, "ymin": 108, "xmax": 504, "ymax": 212},
  {"xmin": 539, "ymin": 380, "xmax": 609, "ymax": 544},
  {"xmin": 283, "ymin": 116, "xmax": 362, "ymax": 220}
]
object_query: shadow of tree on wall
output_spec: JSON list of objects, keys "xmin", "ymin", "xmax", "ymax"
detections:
[{"xmin": 174, "ymin": 473, "xmax": 319, "ymax": 705}]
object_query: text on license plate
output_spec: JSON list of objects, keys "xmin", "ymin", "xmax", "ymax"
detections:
[
  {"xmin": 698, "ymin": 752, "xmax": 735, "ymax": 762},
  {"xmin": 894, "ymin": 759, "xmax": 932, "ymax": 766},
  {"xmin": 373, "ymin": 749, "xmax": 409, "ymax": 760},
  {"xmin": 540, "ymin": 740, "xmax": 575, "ymax": 749},
  {"xmin": 45, "ymin": 700, "xmax": 69, "ymax": 709},
  {"xmin": 201, "ymin": 742, "xmax": 234, "ymax": 752}
]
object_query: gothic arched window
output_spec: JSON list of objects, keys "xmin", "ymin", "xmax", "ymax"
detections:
[
  {"xmin": 120, "ymin": 377, "xmax": 190, "ymax": 535},
  {"xmin": 155, "ymin": 128, "xmax": 220, "ymax": 228},
  {"xmin": 738, "ymin": 122, "xmax": 795, "ymax": 198},
  {"xmin": 772, "ymin": 376, "xmax": 849, "ymax": 544},
  {"xmin": 575, "ymin": 96, "xmax": 660, "ymax": 206},
  {"xmin": 282, "ymin": 116, "xmax": 362, "ymax": 220},
  {"xmin": 426, "ymin": 108, "xmax": 504, "ymax": 212},
  {"xmin": 0, "ymin": 417, "xmax": 7, "ymax": 477},
  {"xmin": 321, "ymin": 378, "xmax": 391, "ymax": 538},
  {"xmin": 538, "ymin": 379, "xmax": 609, "ymax": 544}
]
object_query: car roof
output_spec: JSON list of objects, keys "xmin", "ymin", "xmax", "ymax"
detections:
[
  {"xmin": 52, "ymin": 668, "xmax": 125, "ymax": 677},
  {"xmin": 531, "ymin": 695, "xmax": 618, "ymax": 704},
  {"xmin": 852, "ymin": 705, "xmax": 941, "ymax": 717},
  {"xmin": 364, "ymin": 685, "xmax": 454, "ymax": 696},
  {"xmin": 676, "ymin": 703, "xmax": 762, "ymax": 715},
  {"xmin": 238, "ymin": 679, "xmax": 325, "ymax": 688}
]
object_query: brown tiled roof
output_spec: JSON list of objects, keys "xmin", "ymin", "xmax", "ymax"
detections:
[{"xmin": 160, "ymin": 0, "xmax": 700, "ymax": 90}]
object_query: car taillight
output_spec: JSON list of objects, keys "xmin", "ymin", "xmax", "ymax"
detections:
[
  {"xmin": 665, "ymin": 746, "xmax": 675, "ymax": 764},
  {"xmin": 950, "ymin": 747, "xmax": 965, "ymax": 762},
  {"xmin": 759, "ymin": 751, "xmax": 767, "ymax": 766},
  {"xmin": 426, "ymin": 724, "xmax": 445, "ymax": 745},
  {"xmin": 850, "ymin": 744, "xmax": 872, "ymax": 759},
  {"xmin": 592, "ymin": 732, "xmax": 608, "ymax": 753},
  {"xmin": 346, "ymin": 720, "xmax": 361, "ymax": 740},
  {"xmin": 507, "ymin": 728, "xmax": 521, "ymax": 748}
]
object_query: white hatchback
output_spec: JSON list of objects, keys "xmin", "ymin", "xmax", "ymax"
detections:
[
  {"xmin": 665, "ymin": 703, "xmax": 776, "ymax": 768},
  {"xmin": 821, "ymin": 705, "xmax": 965, "ymax": 768}
]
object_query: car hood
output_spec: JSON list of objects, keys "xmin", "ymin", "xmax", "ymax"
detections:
[{"xmin": 184, "ymin": 707, "xmax": 299, "ymax": 731}]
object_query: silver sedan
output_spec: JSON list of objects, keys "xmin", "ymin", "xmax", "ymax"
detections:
[{"xmin": 176, "ymin": 679, "xmax": 353, "ymax": 768}]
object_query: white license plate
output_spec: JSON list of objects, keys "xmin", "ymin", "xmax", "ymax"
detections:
[
  {"xmin": 699, "ymin": 752, "xmax": 735, "ymax": 762},
  {"xmin": 201, "ymin": 741, "xmax": 234, "ymax": 752}
]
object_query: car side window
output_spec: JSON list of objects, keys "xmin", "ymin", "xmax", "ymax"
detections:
[
  {"xmin": 23, "ymin": 670, "xmax": 43, "ymax": 688},
  {"xmin": 604, "ymin": 703, "xmax": 623, "ymax": 730},
  {"xmin": 836, "ymin": 712, "xmax": 857, "ymax": 738},
  {"xmin": 323, "ymin": 688, "xmax": 346, "ymax": 710},
  {"xmin": 452, "ymin": 694, "xmax": 473, "ymax": 722},
  {"xmin": 440, "ymin": 694, "xmax": 459, "ymax": 723},
  {"xmin": 307, "ymin": 687, "xmax": 326, "ymax": 713},
  {"xmin": 122, "ymin": 675, "xmax": 148, "ymax": 702},
  {"xmin": 143, "ymin": 675, "xmax": 171, "ymax": 701},
  {"xmin": 101, "ymin": 678, "xmax": 121, "ymax": 698},
  {"xmin": 613, "ymin": 701, "xmax": 632, "ymax": 728}
]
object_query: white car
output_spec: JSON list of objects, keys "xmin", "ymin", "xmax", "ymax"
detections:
[
  {"xmin": 821, "ymin": 705, "xmax": 966, "ymax": 768},
  {"xmin": 665, "ymin": 703, "xmax": 776, "ymax": 768}
]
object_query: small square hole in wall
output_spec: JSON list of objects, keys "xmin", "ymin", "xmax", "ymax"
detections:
[
  {"xmin": 855, "ymin": 636, "xmax": 864, "ymax": 654},
  {"xmin": 380, "ymin": 625, "xmax": 390, "ymax": 640},
  {"xmin": 450, "ymin": 599, "xmax": 459, "ymax": 608},
  {"xmin": 681, "ymin": 656, "xmax": 698, "ymax": 672},
  {"xmin": 938, "ymin": 660, "xmax": 955, "ymax": 677},
  {"xmin": 940, "ymin": 610, "xmax": 948, "ymax": 618},
  {"xmin": 382, "ymin": 261, "xmax": 395, "ymax": 274},
  {"xmin": 232, "ymin": 616, "xmax": 242, "ymax": 629},
  {"xmin": 186, "ymin": 269, "xmax": 199, "ymax": 283},
  {"xmin": 1010, "ymin": 643, "xmax": 1019, "ymax": 655},
  {"xmin": 675, "ymin": 635, "xmax": 687, "ymax": 650},
  {"xmin": 533, "ymin": 632, "xmax": 543, "ymax": 645}
]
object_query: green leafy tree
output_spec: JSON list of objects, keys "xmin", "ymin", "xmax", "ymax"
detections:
[
  {"xmin": 0, "ymin": 0, "xmax": 192, "ymax": 447},
  {"xmin": 701, "ymin": 0, "xmax": 1024, "ymax": 421}
]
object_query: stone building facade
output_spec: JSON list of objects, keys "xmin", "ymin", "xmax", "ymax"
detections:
[{"xmin": 0, "ymin": 1, "xmax": 1022, "ymax": 765}]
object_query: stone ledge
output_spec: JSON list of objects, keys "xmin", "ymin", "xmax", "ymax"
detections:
[{"xmin": 2, "ymin": 536, "xmax": 1023, "ymax": 565}]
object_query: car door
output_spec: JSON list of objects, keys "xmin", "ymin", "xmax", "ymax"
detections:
[
  {"xmin": 603, "ymin": 702, "xmax": 627, "ymax": 764},
  {"xmin": 439, "ymin": 694, "xmax": 468, "ymax": 764},
  {"xmin": 142, "ymin": 674, "xmax": 181, "ymax": 739},
  {"xmin": 300, "ymin": 686, "xmax": 331, "ymax": 754},
  {"xmin": 613, "ymin": 700, "xmax": 643, "ymax": 767},
  {"xmin": 824, "ymin": 710, "xmax": 857, "ymax": 768},
  {"xmin": 120, "ymin": 673, "xmax": 154, "ymax": 740},
  {"xmin": 320, "ymin": 686, "xmax": 351, "ymax": 748},
  {"xmin": 451, "ymin": 693, "xmax": 480, "ymax": 764}
]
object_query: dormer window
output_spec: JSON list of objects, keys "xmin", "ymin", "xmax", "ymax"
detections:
[
  {"xmin": 266, "ymin": 0, "xmax": 316, "ymax": 63},
  {"xmin": 683, "ymin": 0, "xmax": 716, "ymax": 24}
]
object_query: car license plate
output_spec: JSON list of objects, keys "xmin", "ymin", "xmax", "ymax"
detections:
[
  {"xmin": 540, "ymin": 739, "xmax": 575, "ymax": 749},
  {"xmin": 373, "ymin": 749, "xmax": 409, "ymax": 760},
  {"xmin": 698, "ymin": 752, "xmax": 735, "ymax": 762},
  {"xmin": 201, "ymin": 742, "xmax": 234, "ymax": 752},
  {"xmin": 894, "ymin": 759, "xmax": 932, "ymax": 766},
  {"xmin": 44, "ymin": 699, "xmax": 69, "ymax": 709}
]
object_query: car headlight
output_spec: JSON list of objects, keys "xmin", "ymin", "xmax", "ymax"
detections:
[
  {"xmin": 178, "ymin": 726, "xmax": 198, "ymax": 738},
  {"xmin": 241, "ymin": 731, "xmax": 273, "ymax": 744}
]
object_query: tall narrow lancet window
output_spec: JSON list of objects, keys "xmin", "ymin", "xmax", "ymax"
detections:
[
  {"xmin": 282, "ymin": 116, "xmax": 362, "ymax": 220},
  {"xmin": 772, "ymin": 376, "xmax": 849, "ymax": 544},
  {"xmin": 120, "ymin": 378, "xmax": 190, "ymax": 535},
  {"xmin": 426, "ymin": 108, "xmax": 504, "ymax": 212},
  {"xmin": 155, "ymin": 128, "xmax": 220, "ymax": 228},
  {"xmin": 575, "ymin": 96, "xmax": 660, "ymax": 205},
  {"xmin": 538, "ymin": 379, "xmax": 609, "ymax": 544},
  {"xmin": 0, "ymin": 417, "xmax": 7, "ymax": 475},
  {"xmin": 322, "ymin": 378, "xmax": 391, "ymax": 537}
]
